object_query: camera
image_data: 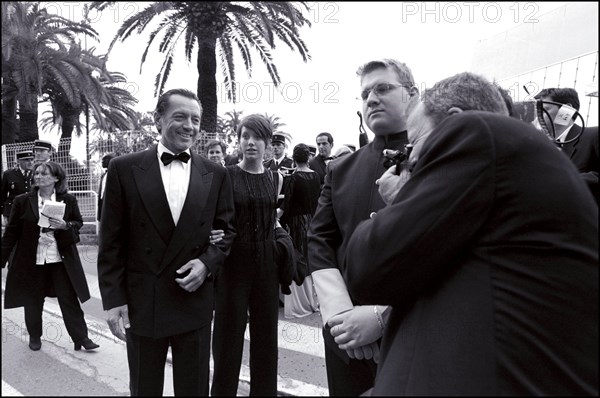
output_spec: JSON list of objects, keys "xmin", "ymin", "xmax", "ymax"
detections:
[{"xmin": 382, "ymin": 145, "xmax": 413, "ymax": 174}]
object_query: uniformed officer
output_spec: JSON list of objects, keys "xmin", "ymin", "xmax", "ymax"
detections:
[
  {"xmin": 33, "ymin": 139, "xmax": 53, "ymax": 163},
  {"xmin": 264, "ymin": 133, "xmax": 294, "ymax": 174},
  {"xmin": 1, "ymin": 150, "xmax": 34, "ymax": 223}
]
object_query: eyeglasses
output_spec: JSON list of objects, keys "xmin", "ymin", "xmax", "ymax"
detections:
[{"xmin": 360, "ymin": 82, "xmax": 410, "ymax": 101}]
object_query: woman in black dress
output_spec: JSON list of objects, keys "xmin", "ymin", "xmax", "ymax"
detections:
[
  {"xmin": 280, "ymin": 144, "xmax": 320, "ymax": 318},
  {"xmin": 211, "ymin": 114, "xmax": 279, "ymax": 396}
]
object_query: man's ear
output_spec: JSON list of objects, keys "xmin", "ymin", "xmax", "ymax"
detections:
[
  {"xmin": 447, "ymin": 107, "xmax": 463, "ymax": 116},
  {"xmin": 153, "ymin": 112, "xmax": 161, "ymax": 133},
  {"xmin": 408, "ymin": 86, "xmax": 419, "ymax": 98}
]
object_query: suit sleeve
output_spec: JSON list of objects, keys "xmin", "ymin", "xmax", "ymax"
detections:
[
  {"xmin": 97, "ymin": 160, "xmax": 128, "ymax": 310},
  {"xmin": 344, "ymin": 115, "xmax": 495, "ymax": 307},
  {"xmin": 308, "ymin": 163, "xmax": 354, "ymax": 323},
  {"xmin": 1, "ymin": 195, "xmax": 24, "ymax": 267},
  {"xmin": 198, "ymin": 167, "xmax": 236, "ymax": 276},
  {"xmin": 575, "ymin": 127, "xmax": 599, "ymax": 201}
]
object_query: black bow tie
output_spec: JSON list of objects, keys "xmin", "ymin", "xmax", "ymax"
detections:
[
  {"xmin": 325, "ymin": 156, "xmax": 336, "ymax": 161},
  {"xmin": 161, "ymin": 151, "xmax": 190, "ymax": 166}
]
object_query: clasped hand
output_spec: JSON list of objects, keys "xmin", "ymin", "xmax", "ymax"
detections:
[
  {"xmin": 328, "ymin": 305, "xmax": 383, "ymax": 363},
  {"xmin": 175, "ymin": 258, "xmax": 209, "ymax": 292}
]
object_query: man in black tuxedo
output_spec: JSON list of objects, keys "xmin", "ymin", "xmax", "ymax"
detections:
[
  {"xmin": 534, "ymin": 87, "xmax": 598, "ymax": 203},
  {"xmin": 97, "ymin": 153, "xmax": 116, "ymax": 222},
  {"xmin": 1, "ymin": 150, "xmax": 33, "ymax": 223},
  {"xmin": 98, "ymin": 89, "xmax": 236, "ymax": 396},
  {"xmin": 308, "ymin": 131, "xmax": 335, "ymax": 187},
  {"xmin": 344, "ymin": 73, "xmax": 598, "ymax": 395},
  {"xmin": 308, "ymin": 59, "xmax": 418, "ymax": 396}
]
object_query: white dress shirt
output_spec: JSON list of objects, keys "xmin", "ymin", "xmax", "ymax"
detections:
[
  {"xmin": 157, "ymin": 142, "xmax": 191, "ymax": 226},
  {"xmin": 36, "ymin": 191, "xmax": 62, "ymax": 265}
]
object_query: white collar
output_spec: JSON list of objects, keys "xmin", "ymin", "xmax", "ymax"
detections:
[{"xmin": 157, "ymin": 141, "xmax": 191, "ymax": 157}]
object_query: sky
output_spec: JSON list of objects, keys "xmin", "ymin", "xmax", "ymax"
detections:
[{"xmin": 41, "ymin": 1, "xmax": 572, "ymax": 154}]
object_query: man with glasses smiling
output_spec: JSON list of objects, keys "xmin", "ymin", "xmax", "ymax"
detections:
[{"xmin": 308, "ymin": 59, "xmax": 418, "ymax": 396}]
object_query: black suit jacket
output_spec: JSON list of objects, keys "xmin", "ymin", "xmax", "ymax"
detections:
[
  {"xmin": 264, "ymin": 156, "xmax": 293, "ymax": 172},
  {"xmin": 308, "ymin": 155, "xmax": 328, "ymax": 186},
  {"xmin": 97, "ymin": 170, "xmax": 107, "ymax": 221},
  {"xmin": 1, "ymin": 168, "xmax": 32, "ymax": 217},
  {"xmin": 98, "ymin": 146, "xmax": 236, "ymax": 338},
  {"xmin": 2, "ymin": 191, "xmax": 89, "ymax": 308},
  {"xmin": 561, "ymin": 125, "xmax": 599, "ymax": 203},
  {"xmin": 345, "ymin": 112, "xmax": 598, "ymax": 395}
]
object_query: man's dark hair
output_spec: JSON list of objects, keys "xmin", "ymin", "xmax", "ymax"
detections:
[
  {"xmin": 154, "ymin": 89, "xmax": 202, "ymax": 118},
  {"xmin": 316, "ymin": 132, "xmax": 333, "ymax": 145},
  {"xmin": 534, "ymin": 88, "xmax": 580, "ymax": 111},
  {"xmin": 422, "ymin": 72, "xmax": 508, "ymax": 125}
]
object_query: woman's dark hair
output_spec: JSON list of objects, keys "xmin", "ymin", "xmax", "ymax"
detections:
[
  {"xmin": 293, "ymin": 143, "xmax": 310, "ymax": 164},
  {"xmin": 236, "ymin": 114, "xmax": 273, "ymax": 145},
  {"xmin": 33, "ymin": 161, "xmax": 68, "ymax": 194}
]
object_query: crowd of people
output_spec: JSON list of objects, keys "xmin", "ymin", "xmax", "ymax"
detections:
[{"xmin": 1, "ymin": 57, "xmax": 598, "ymax": 396}]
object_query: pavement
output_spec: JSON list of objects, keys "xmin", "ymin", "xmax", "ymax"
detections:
[{"xmin": 2, "ymin": 245, "xmax": 328, "ymax": 396}]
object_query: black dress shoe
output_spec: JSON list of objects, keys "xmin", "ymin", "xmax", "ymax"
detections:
[
  {"xmin": 74, "ymin": 337, "xmax": 100, "ymax": 351},
  {"xmin": 29, "ymin": 336, "xmax": 41, "ymax": 351}
]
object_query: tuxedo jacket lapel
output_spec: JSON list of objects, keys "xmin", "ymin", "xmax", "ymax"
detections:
[
  {"xmin": 133, "ymin": 147, "xmax": 175, "ymax": 245},
  {"xmin": 563, "ymin": 125, "xmax": 581, "ymax": 159},
  {"xmin": 159, "ymin": 153, "xmax": 212, "ymax": 273}
]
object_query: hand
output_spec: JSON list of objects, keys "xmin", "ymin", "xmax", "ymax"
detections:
[
  {"xmin": 328, "ymin": 305, "xmax": 383, "ymax": 350},
  {"xmin": 377, "ymin": 165, "xmax": 411, "ymax": 206},
  {"xmin": 106, "ymin": 304, "xmax": 130, "ymax": 342},
  {"xmin": 346, "ymin": 341, "xmax": 381, "ymax": 363},
  {"xmin": 175, "ymin": 258, "xmax": 209, "ymax": 292},
  {"xmin": 209, "ymin": 229, "xmax": 224, "ymax": 244},
  {"xmin": 46, "ymin": 216, "xmax": 68, "ymax": 230}
]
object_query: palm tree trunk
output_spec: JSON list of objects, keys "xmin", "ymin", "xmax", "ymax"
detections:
[
  {"xmin": 58, "ymin": 104, "xmax": 80, "ymax": 157},
  {"xmin": 197, "ymin": 39, "xmax": 218, "ymax": 134},
  {"xmin": 18, "ymin": 101, "xmax": 39, "ymax": 142}
]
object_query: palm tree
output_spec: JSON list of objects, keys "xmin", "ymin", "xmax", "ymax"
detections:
[
  {"xmin": 90, "ymin": 1, "xmax": 311, "ymax": 135},
  {"xmin": 2, "ymin": 2, "xmax": 99, "ymax": 142},
  {"xmin": 222, "ymin": 109, "xmax": 244, "ymax": 145}
]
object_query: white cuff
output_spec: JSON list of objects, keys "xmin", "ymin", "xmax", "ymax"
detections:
[{"xmin": 312, "ymin": 268, "xmax": 354, "ymax": 325}]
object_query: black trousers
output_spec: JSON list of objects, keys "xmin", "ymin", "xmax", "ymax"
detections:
[
  {"xmin": 24, "ymin": 262, "xmax": 88, "ymax": 343},
  {"xmin": 126, "ymin": 325, "xmax": 211, "ymax": 396},
  {"xmin": 322, "ymin": 325, "xmax": 378, "ymax": 396},
  {"xmin": 211, "ymin": 251, "xmax": 279, "ymax": 396}
]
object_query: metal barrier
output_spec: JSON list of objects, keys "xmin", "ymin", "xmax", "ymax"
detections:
[{"xmin": 71, "ymin": 190, "xmax": 98, "ymax": 235}]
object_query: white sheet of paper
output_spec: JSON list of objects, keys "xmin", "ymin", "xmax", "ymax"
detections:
[
  {"xmin": 553, "ymin": 105, "xmax": 577, "ymax": 126},
  {"xmin": 38, "ymin": 200, "xmax": 66, "ymax": 228}
]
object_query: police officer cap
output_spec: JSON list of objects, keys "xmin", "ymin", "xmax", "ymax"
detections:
[
  {"xmin": 16, "ymin": 150, "xmax": 34, "ymax": 160},
  {"xmin": 33, "ymin": 139, "xmax": 53, "ymax": 151},
  {"xmin": 272, "ymin": 134, "xmax": 286, "ymax": 145}
]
